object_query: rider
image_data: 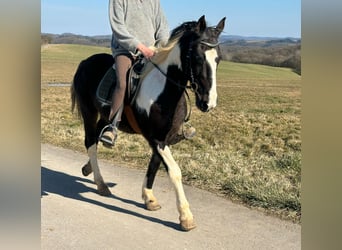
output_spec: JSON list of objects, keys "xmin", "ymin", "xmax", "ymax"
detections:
[{"xmin": 100, "ymin": 0, "xmax": 195, "ymax": 148}]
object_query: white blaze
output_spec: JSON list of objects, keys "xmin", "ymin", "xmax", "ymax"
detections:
[{"xmin": 205, "ymin": 48, "xmax": 218, "ymax": 110}]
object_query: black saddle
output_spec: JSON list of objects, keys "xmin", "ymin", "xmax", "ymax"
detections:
[{"xmin": 96, "ymin": 58, "xmax": 145, "ymax": 106}]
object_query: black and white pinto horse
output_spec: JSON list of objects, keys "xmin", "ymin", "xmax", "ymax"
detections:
[{"xmin": 71, "ymin": 16, "xmax": 225, "ymax": 231}]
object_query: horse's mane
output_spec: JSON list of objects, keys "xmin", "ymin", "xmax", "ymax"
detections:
[
  {"xmin": 155, "ymin": 21, "xmax": 201, "ymax": 62},
  {"xmin": 142, "ymin": 21, "xmax": 200, "ymax": 76},
  {"xmin": 170, "ymin": 21, "xmax": 198, "ymax": 38},
  {"xmin": 152, "ymin": 35, "xmax": 181, "ymax": 64},
  {"xmin": 139, "ymin": 36, "xmax": 180, "ymax": 79}
]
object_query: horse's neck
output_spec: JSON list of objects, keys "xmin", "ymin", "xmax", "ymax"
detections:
[{"xmin": 134, "ymin": 54, "xmax": 186, "ymax": 116}]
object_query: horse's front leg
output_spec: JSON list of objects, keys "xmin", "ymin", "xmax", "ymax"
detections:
[
  {"xmin": 142, "ymin": 152, "xmax": 162, "ymax": 211},
  {"xmin": 87, "ymin": 144, "xmax": 111, "ymax": 196},
  {"xmin": 157, "ymin": 145, "xmax": 196, "ymax": 231}
]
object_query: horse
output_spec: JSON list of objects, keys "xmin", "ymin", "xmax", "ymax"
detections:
[{"xmin": 71, "ymin": 15, "xmax": 225, "ymax": 231}]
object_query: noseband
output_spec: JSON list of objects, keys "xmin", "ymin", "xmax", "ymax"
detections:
[{"xmin": 200, "ymin": 41, "xmax": 220, "ymax": 48}]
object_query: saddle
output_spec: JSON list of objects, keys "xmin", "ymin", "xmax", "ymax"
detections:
[
  {"xmin": 96, "ymin": 58, "xmax": 145, "ymax": 106},
  {"xmin": 96, "ymin": 58, "xmax": 146, "ymax": 134}
]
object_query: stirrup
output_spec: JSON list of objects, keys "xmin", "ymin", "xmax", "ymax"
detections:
[
  {"xmin": 180, "ymin": 123, "xmax": 196, "ymax": 139},
  {"xmin": 99, "ymin": 125, "xmax": 118, "ymax": 148}
]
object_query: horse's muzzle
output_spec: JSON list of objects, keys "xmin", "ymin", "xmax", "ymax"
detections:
[
  {"xmin": 195, "ymin": 91, "xmax": 216, "ymax": 112},
  {"xmin": 197, "ymin": 100, "xmax": 210, "ymax": 112}
]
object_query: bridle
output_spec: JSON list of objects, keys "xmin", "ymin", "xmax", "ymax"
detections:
[
  {"xmin": 148, "ymin": 39, "xmax": 220, "ymax": 122},
  {"xmin": 149, "ymin": 40, "xmax": 220, "ymax": 93},
  {"xmin": 186, "ymin": 40, "xmax": 220, "ymax": 93}
]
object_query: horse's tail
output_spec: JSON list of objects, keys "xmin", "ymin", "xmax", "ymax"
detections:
[
  {"xmin": 70, "ymin": 62, "xmax": 83, "ymax": 118},
  {"xmin": 70, "ymin": 82, "xmax": 78, "ymax": 115},
  {"xmin": 70, "ymin": 53, "xmax": 114, "ymax": 119}
]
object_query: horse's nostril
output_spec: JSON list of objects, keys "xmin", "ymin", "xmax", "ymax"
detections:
[{"xmin": 201, "ymin": 102, "xmax": 208, "ymax": 112}]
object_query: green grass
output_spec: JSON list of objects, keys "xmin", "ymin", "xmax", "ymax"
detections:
[
  {"xmin": 41, "ymin": 44, "xmax": 301, "ymax": 222},
  {"xmin": 218, "ymin": 60, "xmax": 300, "ymax": 80}
]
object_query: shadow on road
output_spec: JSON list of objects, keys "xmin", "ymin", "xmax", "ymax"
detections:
[{"xmin": 41, "ymin": 166, "xmax": 182, "ymax": 231}]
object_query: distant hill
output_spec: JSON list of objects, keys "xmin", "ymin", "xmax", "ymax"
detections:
[
  {"xmin": 42, "ymin": 33, "xmax": 300, "ymax": 48},
  {"xmin": 41, "ymin": 33, "xmax": 112, "ymax": 47},
  {"xmin": 220, "ymin": 35, "xmax": 300, "ymax": 42},
  {"xmin": 220, "ymin": 37, "xmax": 300, "ymax": 47},
  {"xmin": 218, "ymin": 37, "xmax": 301, "ymax": 75},
  {"xmin": 41, "ymin": 33, "xmax": 301, "ymax": 75}
]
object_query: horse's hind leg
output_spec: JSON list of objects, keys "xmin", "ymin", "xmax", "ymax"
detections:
[
  {"xmin": 82, "ymin": 113, "xmax": 111, "ymax": 196},
  {"xmin": 87, "ymin": 144, "xmax": 111, "ymax": 196},
  {"xmin": 142, "ymin": 152, "xmax": 162, "ymax": 211},
  {"xmin": 81, "ymin": 160, "xmax": 92, "ymax": 176}
]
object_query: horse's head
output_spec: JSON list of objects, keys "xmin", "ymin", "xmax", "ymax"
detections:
[{"xmin": 180, "ymin": 16, "xmax": 226, "ymax": 112}]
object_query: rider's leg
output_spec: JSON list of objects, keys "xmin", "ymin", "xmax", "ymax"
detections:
[{"xmin": 99, "ymin": 55, "xmax": 132, "ymax": 148}]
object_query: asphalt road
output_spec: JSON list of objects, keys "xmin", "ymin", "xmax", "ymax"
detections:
[{"xmin": 41, "ymin": 143, "xmax": 301, "ymax": 250}]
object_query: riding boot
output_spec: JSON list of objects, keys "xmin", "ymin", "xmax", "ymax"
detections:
[{"xmin": 99, "ymin": 105, "xmax": 123, "ymax": 148}]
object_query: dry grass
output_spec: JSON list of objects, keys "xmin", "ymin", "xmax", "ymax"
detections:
[
  {"xmin": 41, "ymin": 44, "xmax": 111, "ymax": 84},
  {"xmin": 41, "ymin": 45, "xmax": 301, "ymax": 222}
]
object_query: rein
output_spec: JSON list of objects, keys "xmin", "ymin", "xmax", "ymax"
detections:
[
  {"xmin": 148, "ymin": 60, "xmax": 193, "ymax": 90},
  {"xmin": 149, "ymin": 60, "xmax": 193, "ymax": 122},
  {"xmin": 149, "ymin": 40, "xmax": 219, "ymax": 90}
]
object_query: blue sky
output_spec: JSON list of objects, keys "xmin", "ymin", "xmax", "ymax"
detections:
[{"xmin": 41, "ymin": 0, "xmax": 301, "ymax": 38}]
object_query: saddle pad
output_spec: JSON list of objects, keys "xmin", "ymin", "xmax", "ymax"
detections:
[{"xmin": 96, "ymin": 67, "xmax": 116, "ymax": 105}]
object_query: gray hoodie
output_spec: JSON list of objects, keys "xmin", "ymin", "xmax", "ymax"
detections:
[{"xmin": 109, "ymin": 0, "xmax": 170, "ymax": 57}]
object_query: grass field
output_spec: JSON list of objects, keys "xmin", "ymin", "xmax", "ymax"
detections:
[{"xmin": 41, "ymin": 44, "xmax": 301, "ymax": 222}]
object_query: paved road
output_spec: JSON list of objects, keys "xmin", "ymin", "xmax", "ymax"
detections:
[{"xmin": 41, "ymin": 144, "xmax": 301, "ymax": 250}]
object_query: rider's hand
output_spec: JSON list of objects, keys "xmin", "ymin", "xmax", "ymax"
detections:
[{"xmin": 136, "ymin": 43, "xmax": 155, "ymax": 59}]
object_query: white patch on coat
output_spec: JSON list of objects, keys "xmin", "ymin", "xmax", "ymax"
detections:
[
  {"xmin": 205, "ymin": 48, "xmax": 218, "ymax": 110},
  {"xmin": 135, "ymin": 45, "xmax": 182, "ymax": 116}
]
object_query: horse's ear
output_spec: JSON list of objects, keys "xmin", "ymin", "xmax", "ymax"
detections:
[
  {"xmin": 216, "ymin": 17, "xmax": 226, "ymax": 34},
  {"xmin": 196, "ymin": 15, "xmax": 207, "ymax": 33}
]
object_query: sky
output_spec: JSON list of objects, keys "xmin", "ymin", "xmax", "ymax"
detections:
[{"xmin": 41, "ymin": 0, "xmax": 301, "ymax": 38}]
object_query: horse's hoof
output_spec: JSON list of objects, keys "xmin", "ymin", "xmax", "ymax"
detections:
[
  {"xmin": 146, "ymin": 201, "xmax": 161, "ymax": 211},
  {"xmin": 98, "ymin": 184, "xmax": 111, "ymax": 196},
  {"xmin": 82, "ymin": 162, "xmax": 92, "ymax": 176},
  {"xmin": 180, "ymin": 218, "xmax": 196, "ymax": 231}
]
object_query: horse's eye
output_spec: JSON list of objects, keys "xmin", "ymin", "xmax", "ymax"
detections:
[{"xmin": 200, "ymin": 44, "xmax": 207, "ymax": 51}]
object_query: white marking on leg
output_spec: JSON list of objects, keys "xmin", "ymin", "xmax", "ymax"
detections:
[
  {"xmin": 205, "ymin": 48, "xmax": 218, "ymax": 110},
  {"xmin": 142, "ymin": 177, "xmax": 153, "ymax": 200},
  {"xmin": 87, "ymin": 144, "xmax": 104, "ymax": 186},
  {"xmin": 141, "ymin": 177, "xmax": 160, "ymax": 210},
  {"xmin": 157, "ymin": 145, "xmax": 193, "ymax": 222}
]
